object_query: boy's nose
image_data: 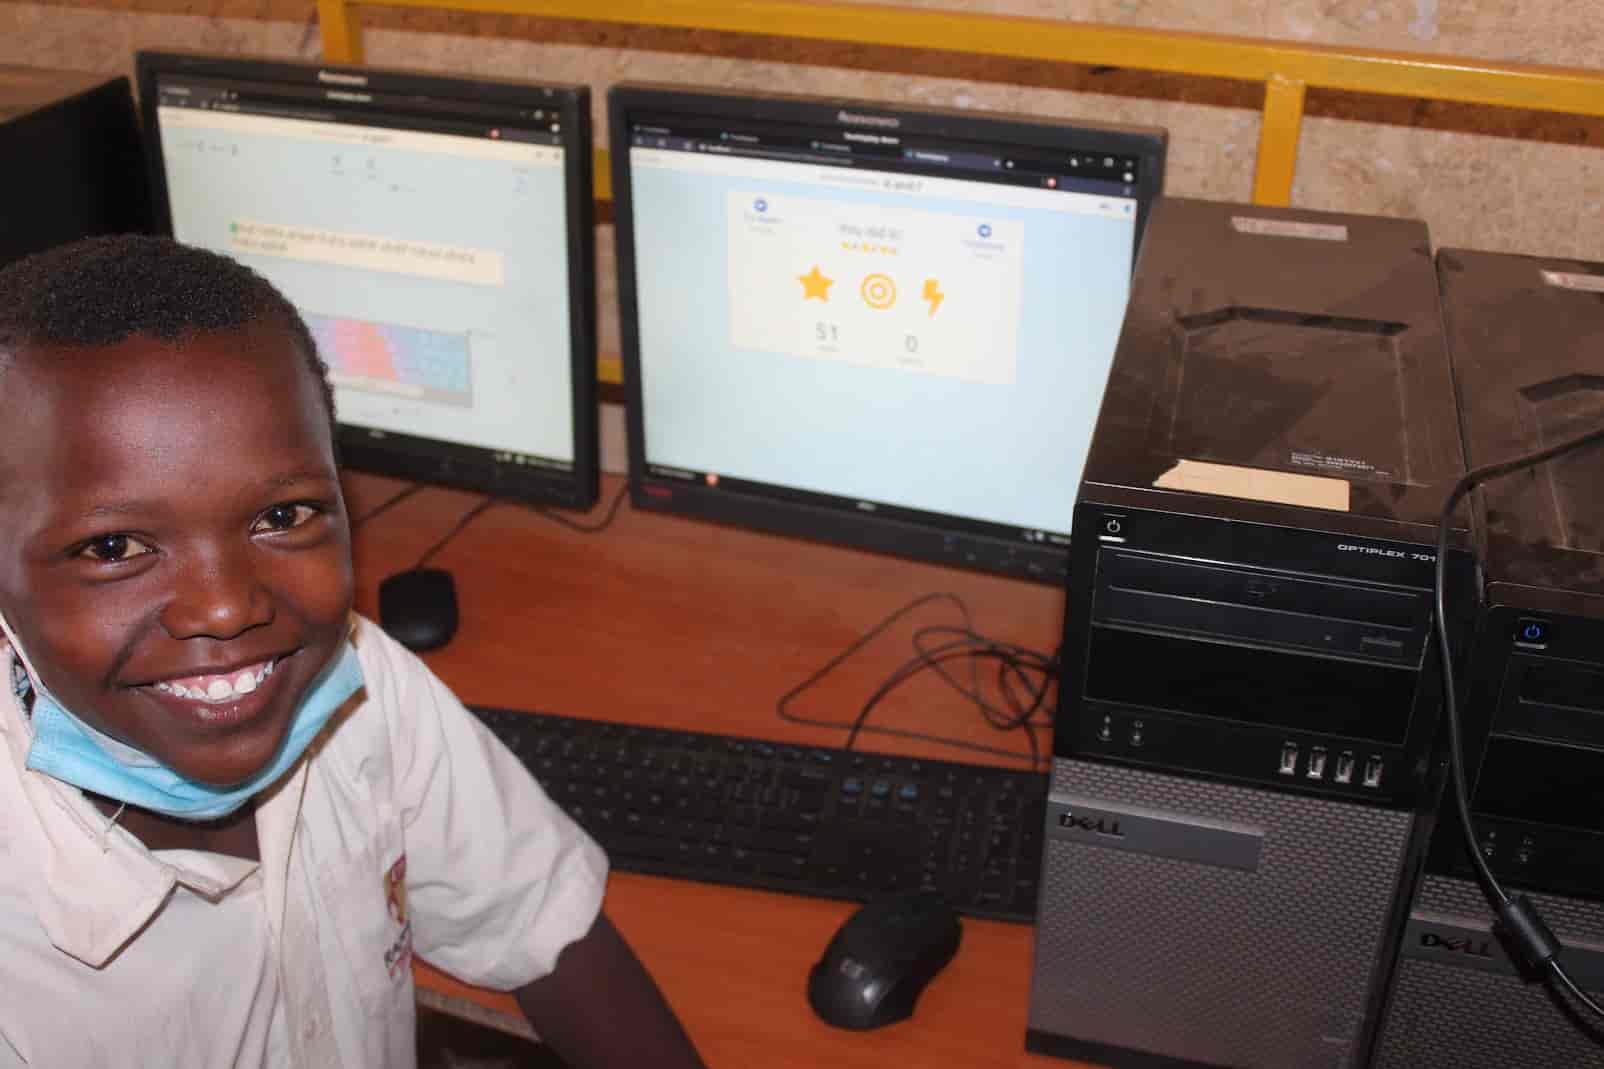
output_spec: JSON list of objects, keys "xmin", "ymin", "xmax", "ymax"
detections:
[{"xmin": 158, "ymin": 550, "xmax": 273, "ymax": 640}]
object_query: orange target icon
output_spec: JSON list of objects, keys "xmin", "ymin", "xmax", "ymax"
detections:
[{"xmin": 860, "ymin": 273, "xmax": 897, "ymax": 310}]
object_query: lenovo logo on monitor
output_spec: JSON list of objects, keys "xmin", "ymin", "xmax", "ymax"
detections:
[
  {"xmin": 317, "ymin": 69, "xmax": 369, "ymax": 87},
  {"xmin": 836, "ymin": 109, "xmax": 900, "ymax": 129}
]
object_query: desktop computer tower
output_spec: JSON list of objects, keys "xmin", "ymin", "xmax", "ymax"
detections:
[
  {"xmin": 1024, "ymin": 197, "xmax": 1473, "ymax": 1069},
  {"xmin": 0, "ymin": 65, "xmax": 150, "ymax": 265},
  {"xmin": 1369, "ymin": 248, "xmax": 1604, "ymax": 1067}
]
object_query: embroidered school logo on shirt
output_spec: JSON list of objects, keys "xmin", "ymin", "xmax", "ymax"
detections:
[
  {"xmin": 12, "ymin": 654, "xmax": 32, "ymax": 710},
  {"xmin": 383, "ymin": 854, "xmax": 413, "ymax": 978}
]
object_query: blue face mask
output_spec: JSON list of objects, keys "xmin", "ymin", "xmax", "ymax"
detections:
[{"xmin": 4, "ymin": 617, "xmax": 363, "ymax": 822}]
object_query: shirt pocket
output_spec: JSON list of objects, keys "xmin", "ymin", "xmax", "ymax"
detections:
[{"xmin": 315, "ymin": 817, "xmax": 414, "ymax": 1018}]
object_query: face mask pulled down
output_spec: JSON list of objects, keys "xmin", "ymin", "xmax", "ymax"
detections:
[{"xmin": 0, "ymin": 612, "xmax": 363, "ymax": 822}]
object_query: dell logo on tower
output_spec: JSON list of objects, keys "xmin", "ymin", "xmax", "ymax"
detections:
[
  {"xmin": 1045, "ymin": 798, "xmax": 1264, "ymax": 870},
  {"xmin": 1419, "ymin": 932, "xmax": 1495, "ymax": 959},
  {"xmin": 1059, "ymin": 810, "xmax": 1125, "ymax": 838}
]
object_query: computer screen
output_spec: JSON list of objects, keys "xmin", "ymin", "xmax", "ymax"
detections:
[
  {"xmin": 136, "ymin": 53, "xmax": 599, "ymax": 509},
  {"xmin": 611, "ymin": 85, "xmax": 1165, "ymax": 582}
]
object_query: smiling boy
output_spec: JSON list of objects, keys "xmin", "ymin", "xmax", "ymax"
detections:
[{"xmin": 0, "ymin": 236, "xmax": 705, "ymax": 1068}]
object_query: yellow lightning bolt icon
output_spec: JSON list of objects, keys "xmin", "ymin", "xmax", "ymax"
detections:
[{"xmin": 922, "ymin": 279, "xmax": 944, "ymax": 317}]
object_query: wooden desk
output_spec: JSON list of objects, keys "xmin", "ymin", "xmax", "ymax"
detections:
[{"xmin": 344, "ymin": 470, "xmax": 1089, "ymax": 1069}]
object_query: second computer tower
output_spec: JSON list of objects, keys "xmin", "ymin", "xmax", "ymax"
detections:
[
  {"xmin": 1369, "ymin": 248, "xmax": 1604, "ymax": 1067},
  {"xmin": 1025, "ymin": 197, "xmax": 1472, "ymax": 1068}
]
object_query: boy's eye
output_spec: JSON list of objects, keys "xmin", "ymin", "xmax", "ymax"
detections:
[
  {"xmin": 78, "ymin": 534, "xmax": 154, "ymax": 563},
  {"xmin": 253, "ymin": 503, "xmax": 320, "ymax": 533}
]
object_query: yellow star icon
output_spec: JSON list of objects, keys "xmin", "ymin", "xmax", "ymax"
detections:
[{"xmin": 798, "ymin": 265, "xmax": 834, "ymax": 302}]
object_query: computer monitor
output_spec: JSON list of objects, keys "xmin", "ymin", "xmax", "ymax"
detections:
[
  {"xmin": 610, "ymin": 85, "xmax": 1165, "ymax": 582},
  {"xmin": 136, "ymin": 52, "xmax": 599, "ymax": 509},
  {"xmin": 2, "ymin": 67, "xmax": 153, "ymax": 266}
]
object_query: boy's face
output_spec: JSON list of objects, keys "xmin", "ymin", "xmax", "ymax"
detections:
[{"xmin": 0, "ymin": 323, "xmax": 353, "ymax": 788}]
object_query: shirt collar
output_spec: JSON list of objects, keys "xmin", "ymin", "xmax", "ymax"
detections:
[{"xmin": 0, "ymin": 646, "xmax": 307, "ymax": 966}]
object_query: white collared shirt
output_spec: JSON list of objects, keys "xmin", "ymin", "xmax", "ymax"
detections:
[{"xmin": 0, "ymin": 615, "xmax": 608, "ymax": 1067}]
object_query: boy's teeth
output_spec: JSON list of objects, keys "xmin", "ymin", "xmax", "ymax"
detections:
[{"xmin": 156, "ymin": 661, "xmax": 272, "ymax": 703}]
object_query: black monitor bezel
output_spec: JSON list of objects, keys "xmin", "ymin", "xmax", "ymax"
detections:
[
  {"xmin": 609, "ymin": 82, "xmax": 1166, "ymax": 581},
  {"xmin": 134, "ymin": 50, "xmax": 600, "ymax": 510}
]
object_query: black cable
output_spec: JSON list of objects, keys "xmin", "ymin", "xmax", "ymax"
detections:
[
  {"xmin": 844, "ymin": 644, "xmax": 1052, "ymax": 768},
  {"xmin": 414, "ymin": 495, "xmax": 500, "ymax": 570},
  {"xmin": 777, "ymin": 593, "xmax": 971, "ymax": 725},
  {"xmin": 350, "ymin": 483, "xmax": 423, "ymax": 530},
  {"xmin": 1553, "ymin": 963, "xmax": 1604, "ymax": 1022},
  {"xmin": 776, "ymin": 593, "xmax": 1057, "ymax": 767},
  {"xmin": 910, "ymin": 624, "xmax": 1054, "ymax": 772},
  {"xmin": 912, "ymin": 624, "xmax": 1055, "ymax": 729},
  {"xmin": 846, "ymin": 640, "xmax": 1021, "ymax": 748},
  {"xmin": 385, "ymin": 482, "xmax": 631, "ymax": 572},
  {"xmin": 997, "ymin": 657, "xmax": 1053, "ymax": 728},
  {"xmin": 1433, "ymin": 421, "xmax": 1604, "ymax": 1021},
  {"xmin": 533, "ymin": 482, "xmax": 630, "ymax": 534},
  {"xmin": 995, "ymin": 659, "xmax": 1046, "ymax": 766}
]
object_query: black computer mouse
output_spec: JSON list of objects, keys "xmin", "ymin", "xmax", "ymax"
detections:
[
  {"xmin": 807, "ymin": 891, "xmax": 962, "ymax": 1030},
  {"xmin": 378, "ymin": 567, "xmax": 459, "ymax": 652}
]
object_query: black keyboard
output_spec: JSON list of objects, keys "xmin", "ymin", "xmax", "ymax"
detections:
[{"xmin": 471, "ymin": 706, "xmax": 1048, "ymax": 924}]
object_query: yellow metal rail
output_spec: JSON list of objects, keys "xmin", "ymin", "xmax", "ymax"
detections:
[
  {"xmin": 319, "ymin": 0, "xmax": 1604, "ymax": 207},
  {"xmin": 316, "ymin": 0, "xmax": 1604, "ymax": 382}
]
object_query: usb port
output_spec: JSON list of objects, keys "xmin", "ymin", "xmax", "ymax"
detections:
[
  {"xmin": 1362, "ymin": 756, "xmax": 1384, "ymax": 789},
  {"xmin": 1306, "ymin": 747, "xmax": 1328, "ymax": 779},
  {"xmin": 1279, "ymin": 742, "xmax": 1298, "ymax": 775},
  {"xmin": 1334, "ymin": 752, "xmax": 1355, "ymax": 784}
]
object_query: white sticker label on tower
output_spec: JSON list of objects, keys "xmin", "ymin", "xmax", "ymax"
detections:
[
  {"xmin": 1231, "ymin": 216, "xmax": 1349, "ymax": 242},
  {"xmin": 1541, "ymin": 269, "xmax": 1604, "ymax": 294}
]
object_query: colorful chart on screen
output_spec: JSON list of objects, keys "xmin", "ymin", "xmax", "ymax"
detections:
[{"xmin": 307, "ymin": 313, "xmax": 473, "ymax": 407}]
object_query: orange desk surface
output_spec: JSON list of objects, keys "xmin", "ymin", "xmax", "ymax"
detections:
[{"xmin": 345, "ymin": 470, "xmax": 1089, "ymax": 1069}]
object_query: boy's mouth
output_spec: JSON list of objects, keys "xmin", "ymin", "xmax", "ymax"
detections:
[{"xmin": 151, "ymin": 658, "xmax": 277, "ymax": 704}]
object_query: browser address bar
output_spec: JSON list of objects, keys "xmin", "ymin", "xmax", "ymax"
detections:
[
  {"xmin": 156, "ymin": 105, "xmax": 553, "ymax": 165},
  {"xmin": 629, "ymin": 147, "xmax": 1125, "ymax": 218}
]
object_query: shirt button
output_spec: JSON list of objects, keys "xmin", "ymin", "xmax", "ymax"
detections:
[{"xmin": 304, "ymin": 1018, "xmax": 320, "ymax": 1039}]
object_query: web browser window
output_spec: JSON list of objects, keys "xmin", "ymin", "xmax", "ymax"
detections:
[
  {"xmin": 624, "ymin": 107, "xmax": 1154, "ymax": 545},
  {"xmin": 153, "ymin": 79, "xmax": 576, "ymax": 468}
]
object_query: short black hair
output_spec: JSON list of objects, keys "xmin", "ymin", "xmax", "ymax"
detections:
[{"xmin": 0, "ymin": 234, "xmax": 334, "ymax": 425}]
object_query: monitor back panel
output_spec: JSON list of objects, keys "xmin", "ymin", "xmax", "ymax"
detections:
[{"xmin": 0, "ymin": 66, "xmax": 151, "ymax": 264}]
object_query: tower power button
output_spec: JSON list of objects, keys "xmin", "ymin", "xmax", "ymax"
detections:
[{"xmin": 1516, "ymin": 619, "xmax": 1549, "ymax": 646}]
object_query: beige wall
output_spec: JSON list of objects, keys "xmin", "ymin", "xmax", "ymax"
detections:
[{"xmin": 3, "ymin": 0, "xmax": 1600, "ymax": 354}]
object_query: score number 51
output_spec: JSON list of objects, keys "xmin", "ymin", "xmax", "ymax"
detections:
[{"xmin": 815, "ymin": 321, "xmax": 921, "ymax": 352}]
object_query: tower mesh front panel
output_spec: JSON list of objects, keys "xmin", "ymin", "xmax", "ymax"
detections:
[
  {"xmin": 1029, "ymin": 758, "xmax": 1415, "ymax": 1068},
  {"xmin": 1371, "ymin": 874, "xmax": 1604, "ymax": 1067}
]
